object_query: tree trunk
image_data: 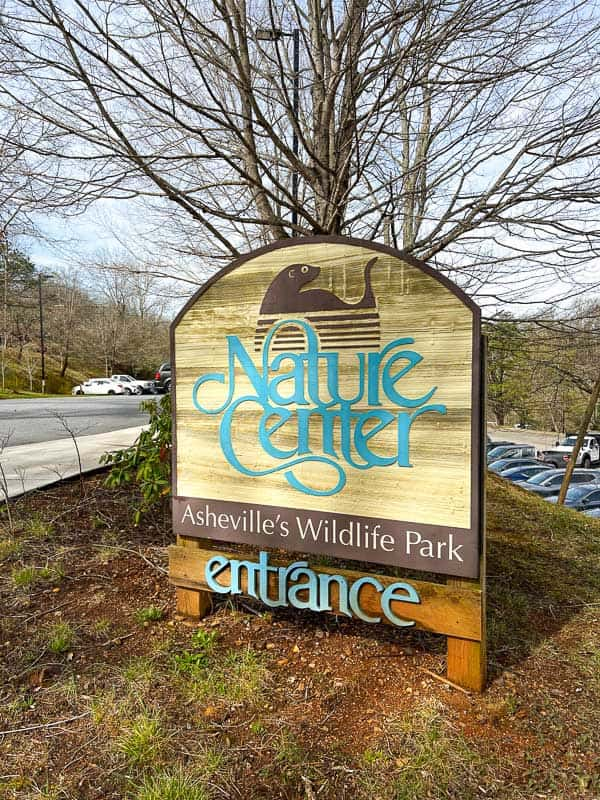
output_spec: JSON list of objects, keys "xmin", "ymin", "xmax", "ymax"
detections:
[
  {"xmin": 557, "ymin": 373, "xmax": 600, "ymax": 505},
  {"xmin": 60, "ymin": 349, "xmax": 69, "ymax": 377}
]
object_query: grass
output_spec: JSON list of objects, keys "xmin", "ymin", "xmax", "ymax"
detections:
[
  {"xmin": 117, "ymin": 714, "xmax": 166, "ymax": 767},
  {"xmin": 486, "ymin": 475, "xmax": 600, "ymax": 664},
  {"xmin": 131, "ymin": 768, "xmax": 209, "ymax": 800},
  {"xmin": 179, "ymin": 645, "xmax": 268, "ymax": 707},
  {"xmin": 271, "ymin": 731, "xmax": 313, "ymax": 785},
  {"xmin": 173, "ymin": 629, "xmax": 218, "ymax": 675},
  {"xmin": 0, "ymin": 389, "xmax": 65, "ymax": 400},
  {"xmin": 122, "ymin": 656, "xmax": 161, "ymax": 686},
  {"xmin": 1, "ymin": 471, "xmax": 600, "ymax": 800},
  {"xmin": 46, "ymin": 621, "xmax": 76, "ymax": 654},
  {"xmin": 356, "ymin": 700, "xmax": 483, "ymax": 800},
  {"xmin": 0, "ymin": 537, "xmax": 22, "ymax": 561},
  {"xmin": 23, "ymin": 512, "xmax": 55, "ymax": 539},
  {"xmin": 135, "ymin": 605, "xmax": 164, "ymax": 624},
  {"xmin": 11, "ymin": 563, "xmax": 63, "ymax": 589}
]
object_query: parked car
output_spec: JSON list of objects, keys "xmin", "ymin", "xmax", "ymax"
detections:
[
  {"xmin": 546, "ymin": 484, "xmax": 600, "ymax": 511},
  {"xmin": 497, "ymin": 464, "xmax": 552, "ymax": 483},
  {"xmin": 488, "ymin": 458, "xmax": 541, "ymax": 474},
  {"xmin": 539, "ymin": 433, "xmax": 600, "ymax": 469},
  {"xmin": 486, "ymin": 440, "xmax": 514, "ymax": 454},
  {"xmin": 154, "ymin": 362, "xmax": 171, "ymax": 393},
  {"xmin": 582, "ymin": 507, "xmax": 600, "ymax": 519},
  {"xmin": 486, "ymin": 444, "xmax": 537, "ymax": 464},
  {"xmin": 111, "ymin": 374, "xmax": 156, "ymax": 395},
  {"xmin": 72, "ymin": 378, "xmax": 125, "ymax": 396},
  {"xmin": 516, "ymin": 469, "xmax": 600, "ymax": 497}
]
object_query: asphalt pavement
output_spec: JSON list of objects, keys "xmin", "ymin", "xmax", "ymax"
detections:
[
  {"xmin": 0, "ymin": 396, "xmax": 157, "ymax": 498},
  {"xmin": 489, "ymin": 426, "xmax": 559, "ymax": 451},
  {"xmin": 0, "ymin": 395, "xmax": 155, "ymax": 447}
]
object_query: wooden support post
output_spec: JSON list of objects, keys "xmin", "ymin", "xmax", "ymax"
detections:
[
  {"xmin": 447, "ymin": 332, "xmax": 487, "ymax": 692},
  {"xmin": 175, "ymin": 536, "xmax": 212, "ymax": 619},
  {"xmin": 447, "ymin": 637, "xmax": 486, "ymax": 692},
  {"xmin": 446, "ymin": 566, "xmax": 486, "ymax": 692}
]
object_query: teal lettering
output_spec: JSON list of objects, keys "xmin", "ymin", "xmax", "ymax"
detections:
[{"xmin": 191, "ymin": 321, "xmax": 447, "ymax": 497}]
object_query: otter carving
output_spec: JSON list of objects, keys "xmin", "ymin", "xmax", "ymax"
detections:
[{"xmin": 259, "ymin": 257, "xmax": 378, "ymax": 315}]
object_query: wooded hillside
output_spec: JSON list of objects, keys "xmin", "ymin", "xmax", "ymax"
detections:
[{"xmin": 1, "ymin": 246, "xmax": 170, "ymax": 394}]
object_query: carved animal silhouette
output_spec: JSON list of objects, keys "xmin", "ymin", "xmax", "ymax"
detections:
[{"xmin": 259, "ymin": 257, "xmax": 378, "ymax": 315}]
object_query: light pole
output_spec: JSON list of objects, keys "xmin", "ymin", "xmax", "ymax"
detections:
[{"xmin": 256, "ymin": 26, "xmax": 300, "ymax": 233}]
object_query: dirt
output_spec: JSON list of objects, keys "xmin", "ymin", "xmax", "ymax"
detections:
[{"xmin": 0, "ymin": 473, "xmax": 599, "ymax": 799}]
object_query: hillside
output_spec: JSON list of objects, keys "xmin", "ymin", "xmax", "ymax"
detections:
[
  {"xmin": 0, "ymin": 346, "xmax": 90, "ymax": 397},
  {"xmin": 0, "ymin": 474, "xmax": 599, "ymax": 799}
]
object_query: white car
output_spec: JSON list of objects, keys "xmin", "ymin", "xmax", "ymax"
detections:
[
  {"xmin": 110, "ymin": 374, "xmax": 156, "ymax": 395},
  {"xmin": 72, "ymin": 378, "xmax": 125, "ymax": 396}
]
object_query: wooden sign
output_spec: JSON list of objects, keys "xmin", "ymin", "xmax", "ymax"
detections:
[{"xmin": 169, "ymin": 237, "xmax": 485, "ymax": 691}]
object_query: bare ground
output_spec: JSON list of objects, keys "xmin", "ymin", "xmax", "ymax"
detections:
[{"xmin": 0, "ymin": 473, "xmax": 599, "ymax": 800}]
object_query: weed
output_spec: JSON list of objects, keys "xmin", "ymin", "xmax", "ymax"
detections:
[
  {"xmin": 131, "ymin": 767, "xmax": 208, "ymax": 800},
  {"xmin": 90, "ymin": 691, "xmax": 117, "ymax": 726},
  {"xmin": 249, "ymin": 720, "xmax": 266, "ymax": 735},
  {"xmin": 24, "ymin": 512, "xmax": 54, "ymax": 539},
  {"xmin": 181, "ymin": 647, "xmax": 268, "ymax": 708},
  {"xmin": 91, "ymin": 618, "xmax": 113, "ymax": 639},
  {"xmin": 362, "ymin": 747, "xmax": 385, "ymax": 765},
  {"xmin": 49, "ymin": 674, "xmax": 79, "ymax": 704},
  {"xmin": 117, "ymin": 714, "xmax": 166, "ymax": 767},
  {"xmin": 0, "ymin": 537, "xmax": 21, "ymax": 561},
  {"xmin": 122, "ymin": 656, "xmax": 159, "ymax": 687},
  {"xmin": 173, "ymin": 630, "xmax": 218, "ymax": 675},
  {"xmin": 7, "ymin": 693, "xmax": 36, "ymax": 715},
  {"xmin": 46, "ymin": 621, "xmax": 76, "ymax": 654},
  {"xmin": 268, "ymin": 732, "xmax": 313, "ymax": 786},
  {"xmin": 217, "ymin": 649, "xmax": 267, "ymax": 704},
  {"xmin": 11, "ymin": 565, "xmax": 38, "ymax": 588},
  {"xmin": 28, "ymin": 780, "xmax": 67, "ymax": 799},
  {"xmin": 12, "ymin": 564, "xmax": 63, "ymax": 590},
  {"xmin": 135, "ymin": 605, "xmax": 164, "ymax": 624}
]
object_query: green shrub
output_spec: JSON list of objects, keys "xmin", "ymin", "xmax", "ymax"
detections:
[{"xmin": 102, "ymin": 394, "xmax": 171, "ymax": 524}]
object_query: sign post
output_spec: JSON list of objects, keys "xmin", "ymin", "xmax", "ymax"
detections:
[{"xmin": 169, "ymin": 237, "xmax": 485, "ymax": 692}]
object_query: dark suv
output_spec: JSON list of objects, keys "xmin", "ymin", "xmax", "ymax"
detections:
[{"xmin": 154, "ymin": 362, "xmax": 171, "ymax": 392}]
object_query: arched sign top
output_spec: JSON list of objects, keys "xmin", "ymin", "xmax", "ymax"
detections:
[
  {"xmin": 171, "ymin": 235, "xmax": 482, "ymax": 579},
  {"xmin": 172, "ymin": 235, "xmax": 480, "ymax": 332}
]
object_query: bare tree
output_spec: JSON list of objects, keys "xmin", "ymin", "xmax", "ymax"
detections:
[
  {"xmin": 22, "ymin": 342, "xmax": 36, "ymax": 390},
  {"xmin": 1, "ymin": 1, "xmax": 599, "ymax": 309}
]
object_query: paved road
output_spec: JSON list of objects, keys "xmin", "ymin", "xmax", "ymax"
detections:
[
  {"xmin": 489, "ymin": 426, "xmax": 559, "ymax": 451},
  {"xmin": 0, "ymin": 396, "xmax": 155, "ymax": 447}
]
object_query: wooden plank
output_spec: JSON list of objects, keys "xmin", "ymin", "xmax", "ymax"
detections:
[
  {"xmin": 447, "ymin": 636, "xmax": 486, "ymax": 693},
  {"xmin": 176, "ymin": 586, "xmax": 212, "ymax": 619},
  {"xmin": 446, "ymin": 336, "xmax": 487, "ymax": 691},
  {"xmin": 446, "ymin": 571, "xmax": 486, "ymax": 691},
  {"xmin": 175, "ymin": 535, "xmax": 212, "ymax": 620},
  {"xmin": 168, "ymin": 545, "xmax": 482, "ymax": 641}
]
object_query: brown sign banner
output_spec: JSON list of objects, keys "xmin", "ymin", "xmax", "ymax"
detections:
[
  {"xmin": 171, "ymin": 236, "xmax": 482, "ymax": 579},
  {"xmin": 173, "ymin": 496, "xmax": 478, "ymax": 578}
]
